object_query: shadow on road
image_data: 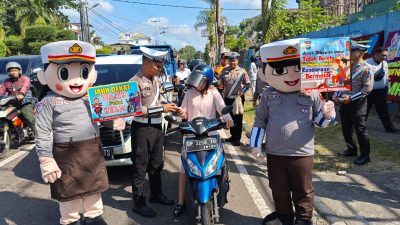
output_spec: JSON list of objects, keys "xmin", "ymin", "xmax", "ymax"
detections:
[{"xmin": 12, "ymin": 150, "xmax": 42, "ymax": 183}]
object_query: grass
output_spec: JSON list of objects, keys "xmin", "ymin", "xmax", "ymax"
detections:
[{"xmin": 242, "ymin": 101, "xmax": 400, "ymax": 173}]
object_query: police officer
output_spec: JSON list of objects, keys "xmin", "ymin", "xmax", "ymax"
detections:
[
  {"xmin": 335, "ymin": 40, "xmax": 374, "ymax": 165},
  {"xmin": 129, "ymin": 47, "xmax": 177, "ymax": 218},
  {"xmin": 219, "ymin": 52, "xmax": 250, "ymax": 146}
]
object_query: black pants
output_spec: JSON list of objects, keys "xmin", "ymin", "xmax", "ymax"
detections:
[
  {"xmin": 130, "ymin": 121, "xmax": 164, "ymax": 198},
  {"xmin": 367, "ymin": 87, "xmax": 394, "ymax": 130},
  {"xmin": 224, "ymin": 96, "xmax": 244, "ymax": 142},
  {"xmin": 339, "ymin": 98, "xmax": 370, "ymax": 157}
]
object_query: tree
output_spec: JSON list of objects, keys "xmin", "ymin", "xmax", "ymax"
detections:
[
  {"xmin": 225, "ymin": 25, "xmax": 247, "ymax": 52},
  {"xmin": 4, "ymin": 35, "xmax": 24, "ymax": 55},
  {"xmin": 56, "ymin": 30, "xmax": 76, "ymax": 41},
  {"xmin": 0, "ymin": 41, "xmax": 7, "ymax": 57},
  {"xmin": 195, "ymin": 0, "xmax": 217, "ymax": 65},
  {"xmin": 178, "ymin": 45, "xmax": 197, "ymax": 61}
]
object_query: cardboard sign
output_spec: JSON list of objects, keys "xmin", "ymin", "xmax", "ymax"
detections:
[
  {"xmin": 300, "ymin": 38, "xmax": 351, "ymax": 92},
  {"xmin": 88, "ymin": 81, "xmax": 142, "ymax": 122},
  {"xmin": 385, "ymin": 30, "xmax": 400, "ymax": 102}
]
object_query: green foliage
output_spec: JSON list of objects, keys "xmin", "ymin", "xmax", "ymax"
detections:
[
  {"xmin": 56, "ymin": 30, "xmax": 76, "ymax": 41},
  {"xmin": 178, "ymin": 45, "xmax": 197, "ymax": 61},
  {"xmin": 25, "ymin": 26, "xmax": 57, "ymax": 43},
  {"xmin": 27, "ymin": 41, "xmax": 50, "ymax": 54},
  {"xmin": 4, "ymin": 35, "xmax": 24, "ymax": 55},
  {"xmin": 225, "ymin": 25, "xmax": 247, "ymax": 52},
  {"xmin": 96, "ymin": 48, "xmax": 112, "ymax": 55},
  {"xmin": 0, "ymin": 41, "xmax": 7, "ymax": 57}
]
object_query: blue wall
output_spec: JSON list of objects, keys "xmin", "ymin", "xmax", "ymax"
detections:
[{"xmin": 296, "ymin": 11, "xmax": 400, "ymax": 44}]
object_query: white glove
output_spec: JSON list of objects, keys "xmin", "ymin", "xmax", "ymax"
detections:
[
  {"xmin": 322, "ymin": 100, "xmax": 336, "ymax": 119},
  {"xmin": 113, "ymin": 118, "xmax": 126, "ymax": 131},
  {"xmin": 39, "ymin": 157, "xmax": 62, "ymax": 183}
]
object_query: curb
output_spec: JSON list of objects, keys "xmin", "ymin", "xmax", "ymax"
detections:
[{"xmin": 241, "ymin": 122, "xmax": 347, "ymax": 225}]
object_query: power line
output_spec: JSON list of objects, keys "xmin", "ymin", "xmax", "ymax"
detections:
[
  {"xmin": 111, "ymin": 0, "xmax": 261, "ymax": 11},
  {"xmin": 91, "ymin": 10, "xmax": 127, "ymax": 33}
]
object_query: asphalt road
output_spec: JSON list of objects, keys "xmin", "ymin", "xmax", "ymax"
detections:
[{"xmin": 0, "ymin": 130, "xmax": 326, "ymax": 225}]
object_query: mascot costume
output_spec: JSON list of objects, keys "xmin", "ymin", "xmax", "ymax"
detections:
[
  {"xmin": 35, "ymin": 40, "xmax": 125, "ymax": 225},
  {"xmin": 250, "ymin": 38, "xmax": 336, "ymax": 225}
]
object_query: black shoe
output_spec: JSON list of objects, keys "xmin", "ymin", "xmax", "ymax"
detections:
[
  {"xmin": 230, "ymin": 141, "xmax": 241, "ymax": 146},
  {"xmin": 262, "ymin": 212, "xmax": 294, "ymax": 225},
  {"xmin": 353, "ymin": 156, "xmax": 371, "ymax": 165},
  {"xmin": 173, "ymin": 204, "xmax": 186, "ymax": 217},
  {"xmin": 385, "ymin": 127, "xmax": 399, "ymax": 133},
  {"xmin": 83, "ymin": 216, "xmax": 108, "ymax": 225},
  {"xmin": 294, "ymin": 219, "xmax": 313, "ymax": 225},
  {"xmin": 338, "ymin": 149, "xmax": 357, "ymax": 157},
  {"xmin": 149, "ymin": 194, "xmax": 174, "ymax": 205},
  {"xmin": 133, "ymin": 196, "xmax": 157, "ymax": 218},
  {"xmin": 223, "ymin": 137, "xmax": 234, "ymax": 143}
]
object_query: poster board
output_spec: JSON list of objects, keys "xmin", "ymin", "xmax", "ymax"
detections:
[
  {"xmin": 352, "ymin": 31, "xmax": 384, "ymax": 59},
  {"xmin": 300, "ymin": 37, "xmax": 351, "ymax": 93},
  {"xmin": 88, "ymin": 81, "xmax": 142, "ymax": 122},
  {"xmin": 384, "ymin": 30, "xmax": 400, "ymax": 102}
]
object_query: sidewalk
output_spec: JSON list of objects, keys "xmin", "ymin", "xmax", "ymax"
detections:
[{"xmin": 242, "ymin": 112, "xmax": 400, "ymax": 225}]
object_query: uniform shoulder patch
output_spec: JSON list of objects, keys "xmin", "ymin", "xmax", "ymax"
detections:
[
  {"xmin": 268, "ymin": 91, "xmax": 281, "ymax": 100},
  {"xmin": 34, "ymin": 102, "xmax": 44, "ymax": 114}
]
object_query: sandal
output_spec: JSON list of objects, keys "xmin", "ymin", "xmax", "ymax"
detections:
[{"xmin": 173, "ymin": 204, "xmax": 186, "ymax": 217}]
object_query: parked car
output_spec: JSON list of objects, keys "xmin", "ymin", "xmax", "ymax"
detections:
[
  {"xmin": 95, "ymin": 54, "xmax": 173, "ymax": 167},
  {"xmin": 0, "ymin": 55, "xmax": 44, "ymax": 99}
]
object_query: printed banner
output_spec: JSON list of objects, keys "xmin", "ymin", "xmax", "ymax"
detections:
[
  {"xmin": 352, "ymin": 31, "xmax": 384, "ymax": 59},
  {"xmin": 300, "ymin": 37, "xmax": 351, "ymax": 92},
  {"xmin": 88, "ymin": 81, "xmax": 142, "ymax": 122},
  {"xmin": 385, "ymin": 30, "xmax": 400, "ymax": 102}
]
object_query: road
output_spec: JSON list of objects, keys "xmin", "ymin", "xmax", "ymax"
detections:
[{"xmin": 0, "ymin": 130, "xmax": 327, "ymax": 225}]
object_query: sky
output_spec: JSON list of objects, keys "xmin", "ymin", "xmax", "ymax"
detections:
[{"xmin": 64, "ymin": 0, "xmax": 298, "ymax": 51}]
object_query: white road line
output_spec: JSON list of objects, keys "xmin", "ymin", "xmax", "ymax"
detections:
[
  {"xmin": 221, "ymin": 132, "xmax": 271, "ymax": 217},
  {"xmin": 0, "ymin": 144, "xmax": 35, "ymax": 168}
]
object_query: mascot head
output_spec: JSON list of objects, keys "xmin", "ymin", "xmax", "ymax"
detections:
[
  {"xmin": 260, "ymin": 38, "xmax": 304, "ymax": 93},
  {"xmin": 38, "ymin": 40, "xmax": 97, "ymax": 98}
]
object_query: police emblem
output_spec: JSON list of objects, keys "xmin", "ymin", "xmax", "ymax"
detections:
[
  {"xmin": 301, "ymin": 108, "xmax": 309, "ymax": 114},
  {"xmin": 283, "ymin": 46, "xmax": 297, "ymax": 55}
]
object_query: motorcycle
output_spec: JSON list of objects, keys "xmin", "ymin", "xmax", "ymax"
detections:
[
  {"xmin": 165, "ymin": 105, "xmax": 232, "ymax": 225},
  {"xmin": 0, "ymin": 96, "xmax": 34, "ymax": 158}
]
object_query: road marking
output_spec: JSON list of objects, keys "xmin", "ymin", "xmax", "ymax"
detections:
[
  {"xmin": 0, "ymin": 144, "xmax": 35, "ymax": 168},
  {"xmin": 221, "ymin": 132, "xmax": 271, "ymax": 217}
]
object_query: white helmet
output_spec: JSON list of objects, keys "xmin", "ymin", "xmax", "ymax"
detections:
[{"xmin": 6, "ymin": 62, "xmax": 22, "ymax": 72}]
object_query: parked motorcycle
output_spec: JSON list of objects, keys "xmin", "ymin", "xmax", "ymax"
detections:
[
  {"xmin": 165, "ymin": 106, "xmax": 232, "ymax": 225},
  {"xmin": 0, "ymin": 96, "xmax": 34, "ymax": 158}
]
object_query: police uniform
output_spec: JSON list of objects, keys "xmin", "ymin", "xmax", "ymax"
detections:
[
  {"xmin": 129, "ymin": 47, "xmax": 173, "ymax": 217},
  {"xmin": 36, "ymin": 41, "xmax": 108, "ymax": 225},
  {"xmin": 336, "ymin": 43, "xmax": 374, "ymax": 164},
  {"xmin": 220, "ymin": 52, "xmax": 250, "ymax": 143},
  {"xmin": 250, "ymin": 39, "xmax": 335, "ymax": 225}
]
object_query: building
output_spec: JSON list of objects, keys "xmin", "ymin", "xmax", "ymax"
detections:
[
  {"xmin": 118, "ymin": 32, "xmax": 152, "ymax": 45},
  {"xmin": 68, "ymin": 23, "xmax": 82, "ymax": 41},
  {"xmin": 296, "ymin": 0, "xmax": 378, "ymax": 17}
]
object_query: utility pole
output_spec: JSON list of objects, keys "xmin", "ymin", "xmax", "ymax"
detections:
[
  {"xmin": 79, "ymin": 0, "xmax": 87, "ymax": 42},
  {"xmin": 261, "ymin": 0, "xmax": 270, "ymax": 43},
  {"xmin": 160, "ymin": 26, "xmax": 167, "ymax": 44},
  {"xmin": 216, "ymin": 0, "xmax": 224, "ymax": 62},
  {"xmin": 151, "ymin": 18, "xmax": 160, "ymax": 45}
]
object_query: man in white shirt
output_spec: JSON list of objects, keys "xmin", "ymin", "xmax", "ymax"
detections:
[{"xmin": 365, "ymin": 47, "xmax": 398, "ymax": 133}]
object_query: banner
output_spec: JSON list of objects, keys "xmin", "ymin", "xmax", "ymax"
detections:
[
  {"xmin": 88, "ymin": 81, "xmax": 142, "ymax": 122},
  {"xmin": 352, "ymin": 31, "xmax": 384, "ymax": 59},
  {"xmin": 300, "ymin": 37, "xmax": 351, "ymax": 92},
  {"xmin": 385, "ymin": 30, "xmax": 400, "ymax": 102}
]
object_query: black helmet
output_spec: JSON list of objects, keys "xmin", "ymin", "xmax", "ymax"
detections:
[{"xmin": 189, "ymin": 59, "xmax": 202, "ymax": 71}]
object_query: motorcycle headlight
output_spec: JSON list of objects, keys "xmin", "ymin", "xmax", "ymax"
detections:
[
  {"xmin": 187, "ymin": 158, "xmax": 201, "ymax": 177},
  {"xmin": 204, "ymin": 149, "xmax": 222, "ymax": 177}
]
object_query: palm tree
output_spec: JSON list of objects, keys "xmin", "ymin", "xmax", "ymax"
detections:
[{"xmin": 194, "ymin": 0, "xmax": 217, "ymax": 65}]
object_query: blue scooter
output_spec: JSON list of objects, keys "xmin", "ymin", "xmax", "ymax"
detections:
[{"xmin": 165, "ymin": 106, "xmax": 232, "ymax": 225}]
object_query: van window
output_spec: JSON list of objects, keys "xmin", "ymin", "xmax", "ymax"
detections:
[
  {"xmin": 94, "ymin": 64, "xmax": 141, "ymax": 86},
  {"xmin": 0, "ymin": 58, "xmax": 31, "ymax": 75}
]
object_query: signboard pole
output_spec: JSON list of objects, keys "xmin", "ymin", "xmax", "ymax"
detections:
[{"xmin": 119, "ymin": 130, "xmax": 126, "ymax": 153}]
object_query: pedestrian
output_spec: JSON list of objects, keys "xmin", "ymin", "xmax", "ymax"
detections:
[
  {"xmin": 365, "ymin": 47, "xmax": 399, "ymax": 133},
  {"xmin": 35, "ymin": 40, "xmax": 120, "ymax": 225},
  {"xmin": 174, "ymin": 59, "xmax": 191, "ymax": 82},
  {"xmin": 335, "ymin": 40, "xmax": 374, "ymax": 165},
  {"xmin": 250, "ymin": 56, "xmax": 258, "ymax": 96},
  {"xmin": 129, "ymin": 47, "xmax": 178, "ymax": 218},
  {"xmin": 0, "ymin": 62, "xmax": 36, "ymax": 135},
  {"xmin": 172, "ymin": 65, "xmax": 234, "ymax": 217},
  {"xmin": 219, "ymin": 52, "xmax": 251, "ymax": 146},
  {"xmin": 251, "ymin": 38, "xmax": 336, "ymax": 225},
  {"xmin": 214, "ymin": 52, "xmax": 230, "ymax": 94}
]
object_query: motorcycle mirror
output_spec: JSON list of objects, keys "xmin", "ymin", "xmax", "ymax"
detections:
[
  {"xmin": 164, "ymin": 115, "xmax": 177, "ymax": 123},
  {"xmin": 162, "ymin": 82, "xmax": 174, "ymax": 93},
  {"xmin": 32, "ymin": 68, "xmax": 42, "ymax": 74},
  {"xmin": 221, "ymin": 105, "xmax": 233, "ymax": 115}
]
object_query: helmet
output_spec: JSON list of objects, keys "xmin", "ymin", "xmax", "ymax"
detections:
[
  {"xmin": 189, "ymin": 59, "xmax": 202, "ymax": 71},
  {"xmin": 192, "ymin": 64, "xmax": 214, "ymax": 83},
  {"xmin": 6, "ymin": 62, "xmax": 22, "ymax": 72}
]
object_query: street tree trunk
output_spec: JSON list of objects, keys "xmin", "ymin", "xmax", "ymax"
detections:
[
  {"xmin": 261, "ymin": 0, "xmax": 270, "ymax": 43},
  {"xmin": 216, "ymin": 0, "xmax": 224, "ymax": 61}
]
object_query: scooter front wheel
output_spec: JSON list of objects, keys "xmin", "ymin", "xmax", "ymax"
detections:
[{"xmin": 200, "ymin": 202, "xmax": 213, "ymax": 225}]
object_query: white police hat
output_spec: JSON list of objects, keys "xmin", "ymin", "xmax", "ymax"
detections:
[
  {"xmin": 350, "ymin": 40, "xmax": 370, "ymax": 52},
  {"xmin": 40, "ymin": 40, "xmax": 96, "ymax": 64},
  {"xmin": 140, "ymin": 46, "xmax": 167, "ymax": 62},
  {"xmin": 260, "ymin": 38, "xmax": 305, "ymax": 68}
]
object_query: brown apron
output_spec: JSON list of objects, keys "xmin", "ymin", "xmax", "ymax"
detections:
[{"xmin": 50, "ymin": 137, "xmax": 109, "ymax": 202}]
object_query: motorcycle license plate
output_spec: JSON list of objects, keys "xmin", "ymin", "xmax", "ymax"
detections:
[
  {"xmin": 185, "ymin": 136, "xmax": 218, "ymax": 152},
  {"xmin": 103, "ymin": 147, "xmax": 114, "ymax": 160}
]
